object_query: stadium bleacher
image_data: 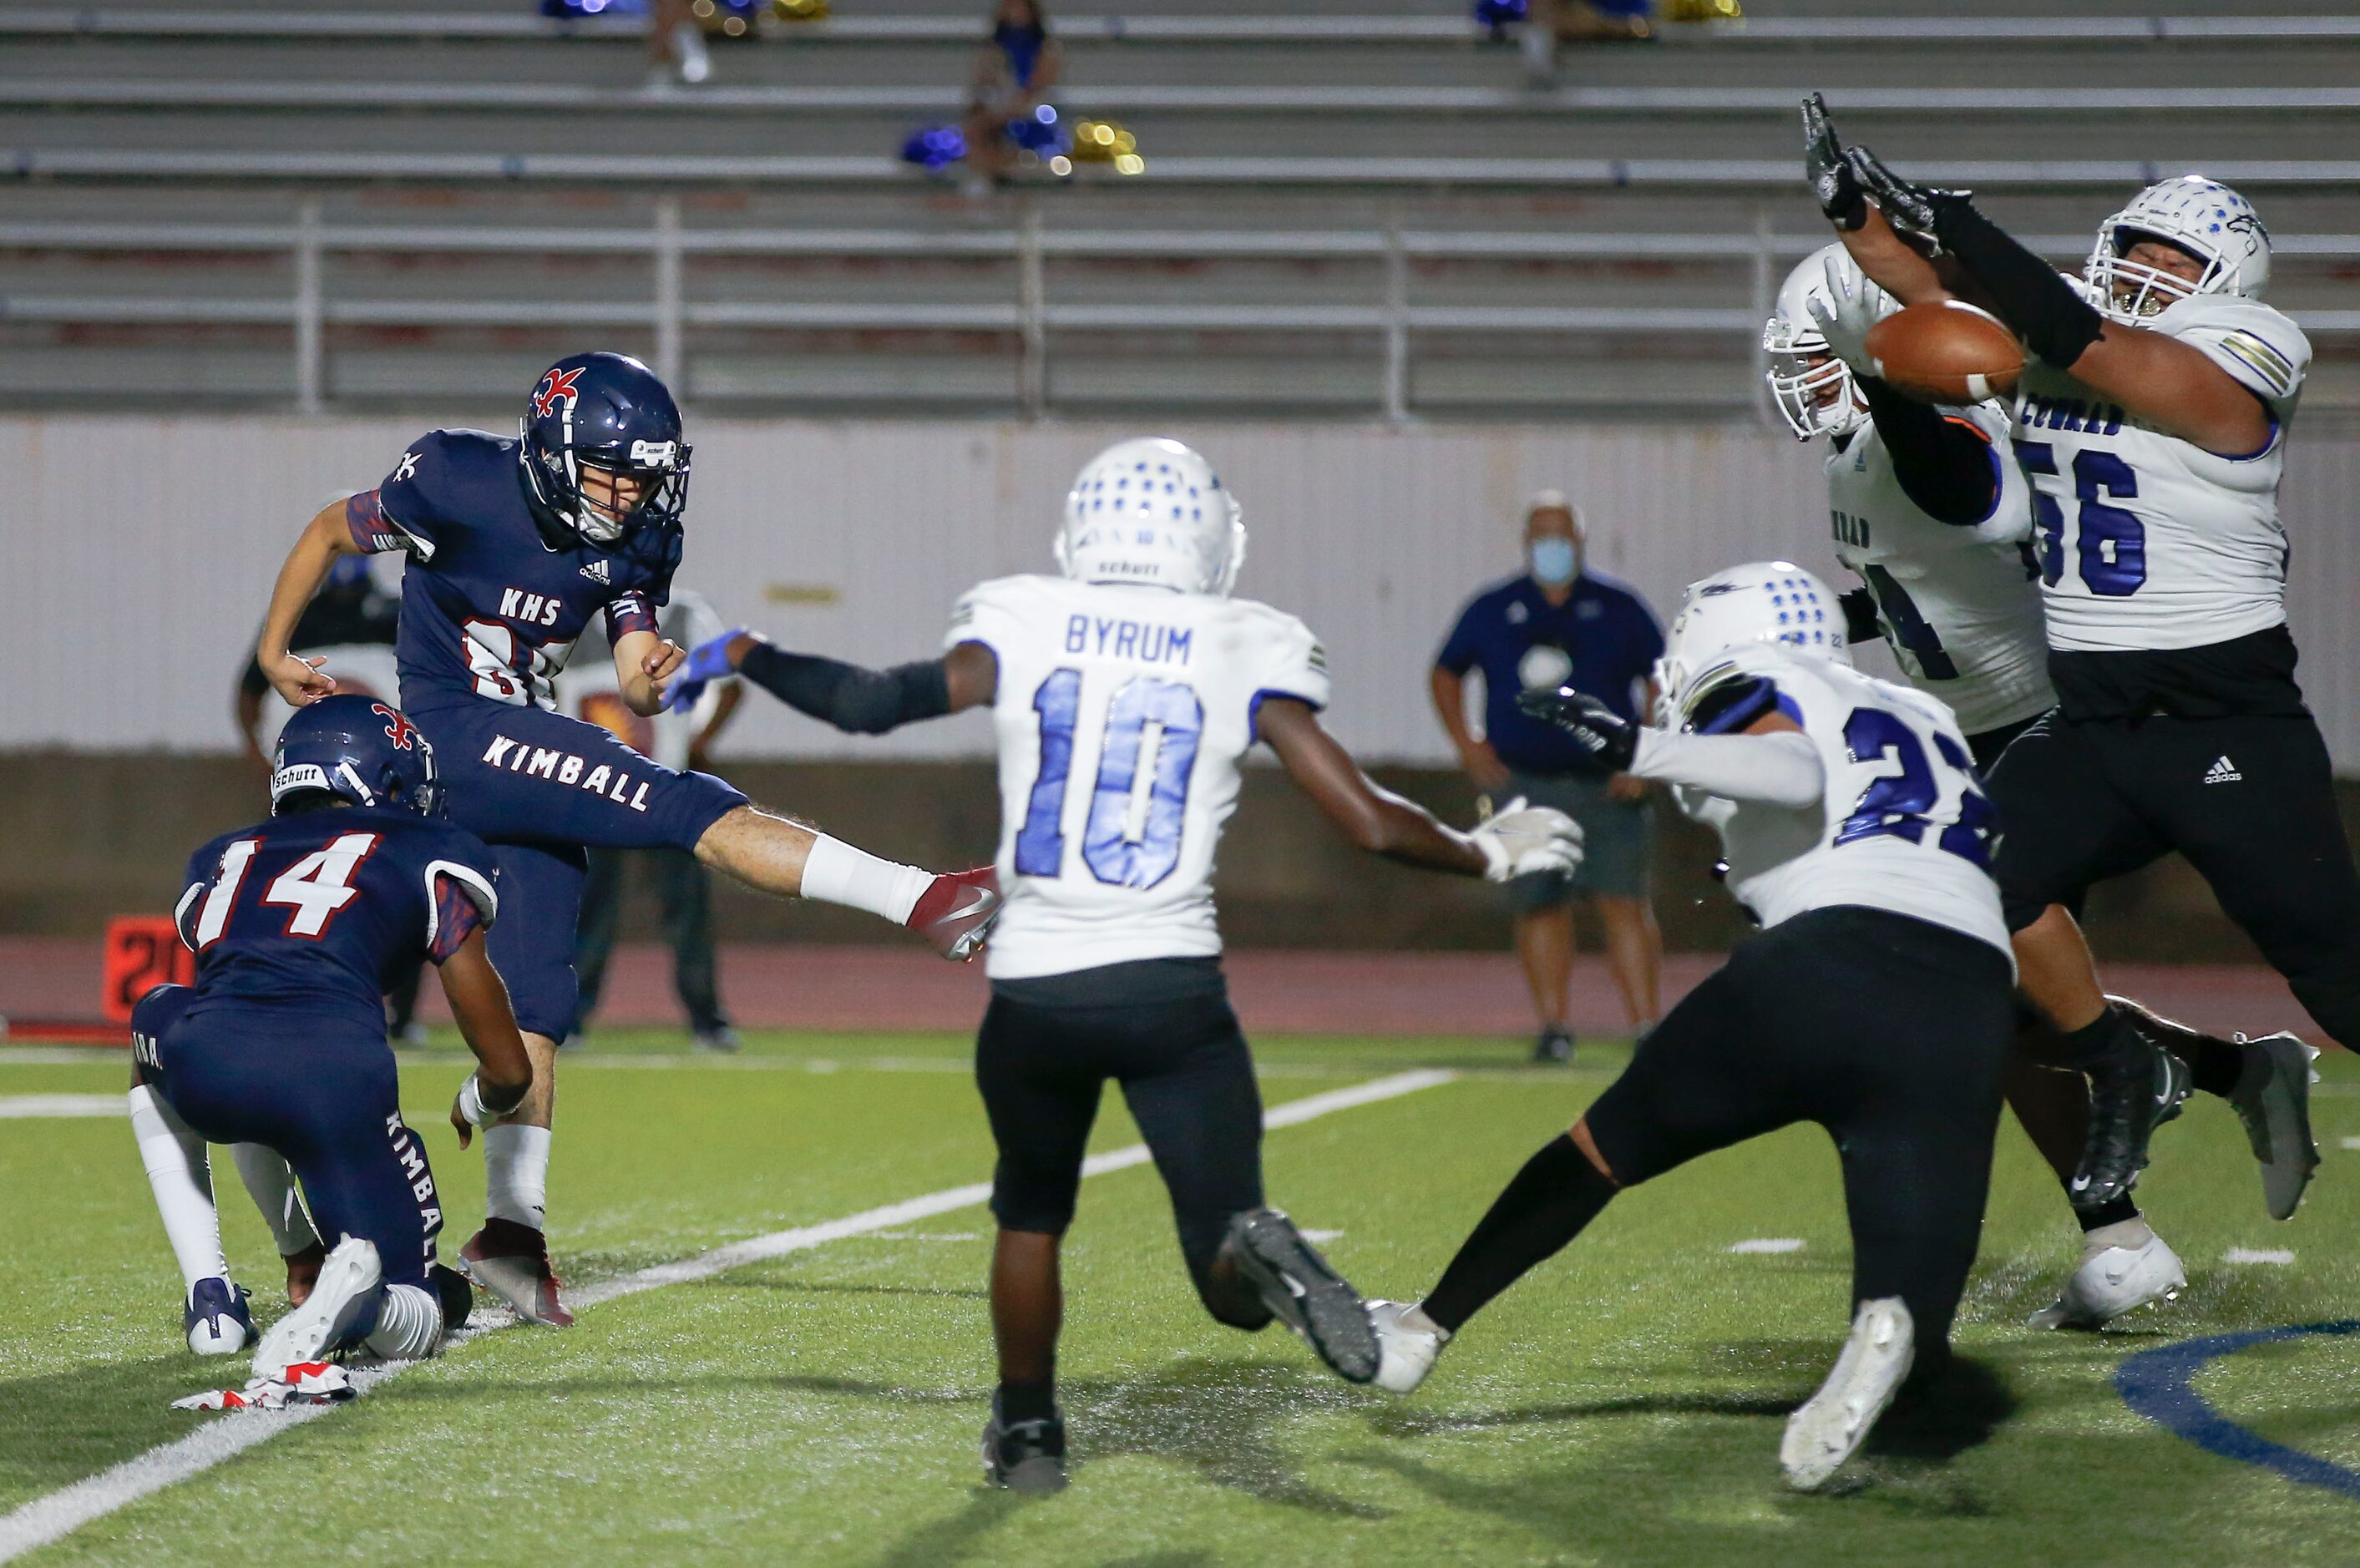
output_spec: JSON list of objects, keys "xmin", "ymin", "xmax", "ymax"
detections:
[{"xmin": 4, "ymin": 0, "xmax": 2356, "ymax": 417}]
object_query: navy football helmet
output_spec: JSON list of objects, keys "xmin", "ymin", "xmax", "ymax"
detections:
[
  {"xmin": 271, "ymin": 694, "xmax": 440, "ymax": 817},
  {"xmin": 517, "ymin": 352, "xmax": 691, "ymax": 557}
]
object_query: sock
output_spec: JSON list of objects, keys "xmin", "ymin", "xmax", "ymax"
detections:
[
  {"xmin": 231, "ymin": 1144, "xmax": 321, "ymax": 1256},
  {"xmin": 2193, "ymin": 1038, "xmax": 2248, "ymax": 1100},
  {"xmin": 129, "ymin": 1085, "xmax": 228, "ymax": 1292},
  {"xmin": 997, "ymin": 1378, "xmax": 1057, "ymax": 1425},
  {"xmin": 2076, "ymin": 1196, "xmax": 2143, "ymax": 1233},
  {"xmin": 2083, "ymin": 1216, "xmax": 2155, "ymax": 1254},
  {"xmin": 484, "ymin": 1123, "xmax": 552, "ymax": 1231},
  {"xmin": 363, "ymin": 1282, "xmax": 446, "ymax": 1361},
  {"xmin": 1423, "ymin": 1133, "xmax": 1618, "ymax": 1336},
  {"xmin": 2055, "ymin": 1008, "xmax": 2143, "ymax": 1073},
  {"xmin": 797, "ymin": 834, "xmax": 934, "ymax": 926}
]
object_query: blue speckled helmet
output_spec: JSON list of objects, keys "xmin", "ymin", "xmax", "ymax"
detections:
[
  {"xmin": 1056, "ymin": 437, "xmax": 1246, "ymax": 597},
  {"xmin": 1656, "ymin": 560, "xmax": 1851, "ymax": 720},
  {"xmin": 2086, "ymin": 175, "xmax": 2271, "ymax": 320}
]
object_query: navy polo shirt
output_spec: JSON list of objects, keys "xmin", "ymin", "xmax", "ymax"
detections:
[{"xmin": 1436, "ymin": 572, "xmax": 1666, "ymax": 774}]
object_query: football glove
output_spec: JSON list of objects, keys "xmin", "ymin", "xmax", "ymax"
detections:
[
  {"xmin": 1800, "ymin": 93, "xmax": 1865, "ymax": 230},
  {"xmin": 1804, "ymin": 249, "xmax": 1891, "ymax": 376},
  {"xmin": 1844, "ymin": 146, "xmax": 1973, "ymax": 256},
  {"xmin": 1515, "ymin": 685, "xmax": 1639, "ymax": 773},
  {"xmin": 666, "ymin": 629, "xmax": 747, "ymax": 714},
  {"xmin": 1470, "ymin": 797, "xmax": 1584, "ymax": 884}
]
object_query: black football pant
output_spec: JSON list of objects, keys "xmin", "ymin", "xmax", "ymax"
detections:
[
  {"xmin": 1988, "ymin": 711, "xmax": 2360, "ymax": 1050},
  {"xmin": 1583, "ymin": 907, "xmax": 2015, "ymax": 1353}
]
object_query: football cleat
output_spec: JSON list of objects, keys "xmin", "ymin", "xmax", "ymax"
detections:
[
  {"xmin": 284, "ymin": 1240, "xmax": 328, "ymax": 1307},
  {"xmin": 252, "ymin": 1237, "xmax": 383, "ymax": 1382},
  {"xmin": 458, "ymin": 1218, "xmax": 575, "ymax": 1328},
  {"xmin": 1780, "ymin": 1297, "xmax": 1913, "ymax": 1492},
  {"xmin": 1224, "ymin": 1208, "xmax": 1380, "ymax": 1384},
  {"xmin": 980, "ymin": 1395, "xmax": 1068, "ymax": 1494},
  {"xmin": 2072, "ymin": 1028, "xmax": 2190, "ymax": 1211},
  {"xmin": 1533, "ymin": 1026, "xmax": 1574, "ymax": 1065},
  {"xmin": 907, "ymin": 866, "xmax": 1002, "ymax": 962},
  {"xmin": 2028, "ymin": 1230, "xmax": 2185, "ymax": 1330},
  {"xmin": 1367, "ymin": 1300, "xmax": 1450, "ymax": 1395},
  {"xmin": 2229, "ymin": 1031, "xmax": 2322, "ymax": 1222},
  {"xmin": 429, "ymin": 1262, "xmax": 476, "ymax": 1333},
  {"xmin": 185, "ymin": 1277, "xmax": 255, "ymax": 1357}
]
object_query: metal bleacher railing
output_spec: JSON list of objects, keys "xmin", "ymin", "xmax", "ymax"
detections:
[{"xmin": 5, "ymin": 206, "xmax": 2357, "ymax": 419}]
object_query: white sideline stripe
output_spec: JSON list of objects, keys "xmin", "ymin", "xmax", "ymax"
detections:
[
  {"xmin": 2221, "ymin": 1247, "xmax": 2297, "ymax": 1266},
  {"xmin": 0, "ymin": 1068, "xmax": 1452, "ymax": 1561},
  {"xmin": 0, "ymin": 1094, "xmax": 126, "ymax": 1118},
  {"xmin": 1728, "ymin": 1237, "xmax": 1805, "ymax": 1255}
]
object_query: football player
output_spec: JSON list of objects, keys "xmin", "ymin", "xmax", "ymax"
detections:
[
  {"xmin": 1349, "ymin": 563, "xmax": 2018, "ymax": 1493},
  {"xmin": 129, "ymin": 696, "xmax": 531, "ymax": 1377},
  {"xmin": 666, "ymin": 437, "xmax": 1583, "ymax": 1492},
  {"xmin": 253, "ymin": 352, "xmax": 1000, "ymax": 1328},
  {"xmin": 1808, "ymin": 105, "xmax": 2329, "ymax": 1318}
]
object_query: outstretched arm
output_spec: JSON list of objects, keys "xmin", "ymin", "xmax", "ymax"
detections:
[
  {"xmin": 684, "ymin": 632, "xmax": 997, "ymax": 732},
  {"xmin": 256, "ymin": 500, "xmax": 363, "ymax": 707}
]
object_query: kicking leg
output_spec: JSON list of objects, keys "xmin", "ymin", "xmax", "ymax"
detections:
[{"xmin": 696, "ymin": 805, "xmax": 1000, "ymax": 961}]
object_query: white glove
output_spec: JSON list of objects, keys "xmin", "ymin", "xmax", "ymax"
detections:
[
  {"xmin": 1471, "ymin": 797, "xmax": 1585, "ymax": 883},
  {"xmin": 1805, "ymin": 250, "xmax": 1891, "ymax": 376}
]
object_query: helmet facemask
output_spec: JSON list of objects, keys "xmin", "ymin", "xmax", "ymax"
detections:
[
  {"xmin": 523, "ymin": 430, "xmax": 691, "ymax": 549},
  {"xmin": 1762, "ymin": 318, "xmax": 1866, "ymax": 442},
  {"xmin": 2087, "ymin": 227, "xmax": 2225, "ymax": 321}
]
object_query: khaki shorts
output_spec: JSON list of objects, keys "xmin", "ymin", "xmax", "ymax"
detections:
[{"xmin": 1503, "ymin": 769, "xmax": 1654, "ymax": 908}]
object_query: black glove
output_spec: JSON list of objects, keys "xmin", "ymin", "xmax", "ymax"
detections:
[
  {"xmin": 1515, "ymin": 686, "xmax": 1638, "ymax": 774},
  {"xmin": 1800, "ymin": 93, "xmax": 1866, "ymax": 230},
  {"xmin": 1844, "ymin": 145, "xmax": 1973, "ymax": 256}
]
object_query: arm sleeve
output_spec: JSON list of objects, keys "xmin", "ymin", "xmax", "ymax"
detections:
[
  {"xmin": 1928, "ymin": 200, "xmax": 2106, "ymax": 369},
  {"xmin": 738, "ymin": 644, "xmax": 952, "ymax": 735},
  {"xmin": 1859, "ymin": 381, "xmax": 2004, "ymax": 526},
  {"xmin": 1434, "ymin": 601, "xmax": 1484, "ymax": 675},
  {"xmin": 1630, "ymin": 727, "xmax": 1824, "ymax": 808},
  {"xmin": 603, "ymin": 590, "xmax": 661, "ymax": 645}
]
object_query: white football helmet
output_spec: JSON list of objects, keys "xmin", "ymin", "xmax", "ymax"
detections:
[
  {"xmin": 1654, "ymin": 560, "xmax": 1852, "ymax": 723},
  {"xmin": 2085, "ymin": 175, "xmax": 2271, "ymax": 321},
  {"xmin": 1056, "ymin": 437, "xmax": 1245, "ymax": 597},
  {"xmin": 1763, "ymin": 245, "xmax": 1877, "ymax": 442}
]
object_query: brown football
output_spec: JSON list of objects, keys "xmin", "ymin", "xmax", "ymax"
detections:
[{"xmin": 1863, "ymin": 300, "xmax": 2025, "ymax": 405}]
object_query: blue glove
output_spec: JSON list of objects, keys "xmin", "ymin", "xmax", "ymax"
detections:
[{"xmin": 666, "ymin": 630, "xmax": 747, "ymax": 714}]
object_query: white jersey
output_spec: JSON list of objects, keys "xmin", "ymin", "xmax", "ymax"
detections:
[
  {"xmin": 948, "ymin": 574, "xmax": 1329, "ymax": 979},
  {"xmin": 1827, "ymin": 401, "xmax": 2054, "ymax": 736},
  {"xmin": 2011, "ymin": 290, "xmax": 2308, "ymax": 653},
  {"xmin": 1672, "ymin": 644, "xmax": 2010, "ymax": 960},
  {"xmin": 554, "ymin": 589, "xmax": 730, "ymax": 771}
]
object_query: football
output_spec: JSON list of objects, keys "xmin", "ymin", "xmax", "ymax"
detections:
[{"xmin": 1863, "ymin": 299, "xmax": 2027, "ymax": 404}]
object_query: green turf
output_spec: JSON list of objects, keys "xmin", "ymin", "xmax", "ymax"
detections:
[{"xmin": 5, "ymin": 1031, "xmax": 2358, "ymax": 1565}]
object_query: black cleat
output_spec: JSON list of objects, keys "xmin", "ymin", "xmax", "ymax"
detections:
[
  {"xmin": 429, "ymin": 1262, "xmax": 476, "ymax": 1333},
  {"xmin": 981, "ymin": 1396, "xmax": 1067, "ymax": 1493},
  {"xmin": 1225, "ymin": 1207, "xmax": 1380, "ymax": 1384},
  {"xmin": 1532, "ymin": 1026, "xmax": 1574, "ymax": 1065},
  {"xmin": 2072, "ymin": 1028, "xmax": 2190, "ymax": 1212}
]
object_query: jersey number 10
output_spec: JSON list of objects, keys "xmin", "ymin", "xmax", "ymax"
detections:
[{"xmin": 1015, "ymin": 670, "xmax": 1205, "ymax": 889}]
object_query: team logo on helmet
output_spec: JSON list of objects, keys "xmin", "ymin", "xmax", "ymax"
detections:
[
  {"xmin": 372, "ymin": 702, "xmax": 418, "ymax": 751},
  {"xmin": 532, "ymin": 365, "xmax": 584, "ymax": 417}
]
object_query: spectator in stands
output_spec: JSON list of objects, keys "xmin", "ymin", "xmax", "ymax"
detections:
[
  {"xmin": 962, "ymin": 0, "xmax": 1063, "ymax": 185},
  {"xmin": 1522, "ymin": 0, "xmax": 1655, "ymax": 83},
  {"xmin": 1431, "ymin": 493, "xmax": 1665, "ymax": 1062},
  {"xmin": 647, "ymin": 0, "xmax": 712, "ymax": 87},
  {"xmin": 235, "ymin": 552, "xmax": 425, "ymax": 1040},
  {"xmin": 561, "ymin": 589, "xmax": 744, "ymax": 1050}
]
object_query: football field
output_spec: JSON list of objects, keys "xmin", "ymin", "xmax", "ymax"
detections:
[{"xmin": 3, "ymin": 1029, "xmax": 2357, "ymax": 1565}]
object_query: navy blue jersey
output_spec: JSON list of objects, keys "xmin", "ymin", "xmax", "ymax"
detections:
[
  {"xmin": 1436, "ymin": 572, "xmax": 1666, "ymax": 774},
  {"xmin": 173, "ymin": 807, "xmax": 500, "ymax": 1026},
  {"xmin": 344, "ymin": 429, "xmax": 674, "ymax": 714}
]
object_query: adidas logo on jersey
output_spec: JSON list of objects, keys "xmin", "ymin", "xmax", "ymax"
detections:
[
  {"xmin": 2204, "ymin": 756, "xmax": 2243, "ymax": 785},
  {"xmin": 580, "ymin": 559, "xmax": 611, "ymax": 585}
]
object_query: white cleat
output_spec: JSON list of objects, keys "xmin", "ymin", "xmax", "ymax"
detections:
[
  {"xmin": 2028, "ymin": 1230, "xmax": 2185, "ymax": 1330},
  {"xmin": 1367, "ymin": 1299, "xmax": 1449, "ymax": 1395},
  {"xmin": 2230, "ymin": 1031, "xmax": 2322, "ymax": 1222},
  {"xmin": 1780, "ymin": 1297, "xmax": 1914, "ymax": 1493},
  {"xmin": 251, "ymin": 1236, "xmax": 382, "ymax": 1383}
]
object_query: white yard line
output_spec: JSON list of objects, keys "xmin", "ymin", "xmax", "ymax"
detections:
[
  {"xmin": 0, "ymin": 1067, "xmax": 1453, "ymax": 1562},
  {"xmin": 0, "ymin": 1095, "xmax": 127, "ymax": 1119}
]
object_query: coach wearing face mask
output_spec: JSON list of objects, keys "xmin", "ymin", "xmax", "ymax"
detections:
[{"xmin": 1431, "ymin": 492, "xmax": 1666, "ymax": 1063}]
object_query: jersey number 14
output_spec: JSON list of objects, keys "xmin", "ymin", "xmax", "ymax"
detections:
[{"xmin": 1014, "ymin": 670, "xmax": 1204, "ymax": 889}]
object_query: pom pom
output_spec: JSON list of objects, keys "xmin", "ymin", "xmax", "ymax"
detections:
[
  {"xmin": 900, "ymin": 124, "xmax": 968, "ymax": 172},
  {"xmin": 1069, "ymin": 119, "xmax": 1145, "ymax": 175}
]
